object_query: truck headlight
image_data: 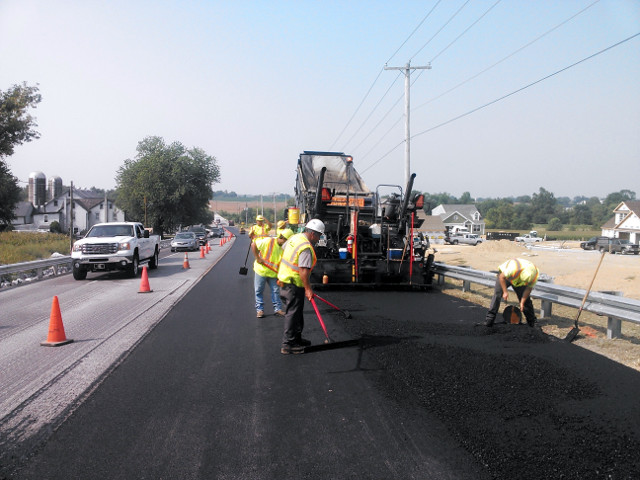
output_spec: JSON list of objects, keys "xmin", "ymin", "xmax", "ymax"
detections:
[
  {"xmin": 118, "ymin": 242, "xmax": 131, "ymax": 251},
  {"xmin": 72, "ymin": 244, "xmax": 82, "ymax": 252}
]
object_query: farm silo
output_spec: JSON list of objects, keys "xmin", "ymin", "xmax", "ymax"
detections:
[{"xmin": 28, "ymin": 171, "xmax": 47, "ymax": 207}]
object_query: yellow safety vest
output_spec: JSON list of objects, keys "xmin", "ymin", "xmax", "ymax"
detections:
[
  {"xmin": 499, "ymin": 258, "xmax": 539, "ymax": 288},
  {"xmin": 278, "ymin": 233, "xmax": 317, "ymax": 288},
  {"xmin": 253, "ymin": 237, "xmax": 283, "ymax": 278},
  {"xmin": 249, "ymin": 224, "xmax": 270, "ymax": 239}
]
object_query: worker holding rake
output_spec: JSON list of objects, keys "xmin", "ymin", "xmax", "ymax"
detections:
[
  {"xmin": 251, "ymin": 228, "xmax": 294, "ymax": 318},
  {"xmin": 277, "ymin": 219, "xmax": 324, "ymax": 355}
]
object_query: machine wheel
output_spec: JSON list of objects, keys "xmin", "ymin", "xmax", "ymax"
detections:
[
  {"xmin": 72, "ymin": 264, "xmax": 87, "ymax": 280},
  {"xmin": 128, "ymin": 254, "xmax": 140, "ymax": 278},
  {"xmin": 149, "ymin": 249, "xmax": 159, "ymax": 269}
]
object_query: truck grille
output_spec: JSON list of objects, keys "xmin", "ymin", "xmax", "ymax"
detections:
[{"xmin": 82, "ymin": 243, "xmax": 118, "ymax": 254}]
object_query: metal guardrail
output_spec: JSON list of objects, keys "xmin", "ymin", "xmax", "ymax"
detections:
[
  {"xmin": 0, "ymin": 240, "xmax": 174, "ymax": 289},
  {"xmin": 433, "ymin": 262, "xmax": 640, "ymax": 339}
]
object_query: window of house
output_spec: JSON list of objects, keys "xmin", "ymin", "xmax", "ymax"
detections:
[
  {"xmin": 100, "ymin": 203, "xmax": 103, "ymax": 210},
  {"xmin": 53, "ymin": 200, "xmax": 58, "ymax": 207},
  {"xmin": 113, "ymin": 212, "xmax": 118, "ymax": 220},
  {"xmin": 95, "ymin": 212, "xmax": 100, "ymax": 220}
]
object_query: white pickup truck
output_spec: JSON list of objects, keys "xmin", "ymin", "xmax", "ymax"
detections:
[
  {"xmin": 446, "ymin": 233, "xmax": 483, "ymax": 246},
  {"xmin": 515, "ymin": 232, "xmax": 543, "ymax": 243},
  {"xmin": 71, "ymin": 222, "xmax": 160, "ymax": 280}
]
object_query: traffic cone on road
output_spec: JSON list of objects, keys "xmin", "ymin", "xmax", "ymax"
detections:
[
  {"xmin": 183, "ymin": 252, "xmax": 190, "ymax": 269},
  {"xmin": 206, "ymin": 241, "xmax": 211, "ymax": 253},
  {"xmin": 41, "ymin": 296, "xmax": 73, "ymax": 347},
  {"xmin": 200, "ymin": 246, "xmax": 206, "ymax": 258},
  {"xmin": 138, "ymin": 266, "xmax": 152, "ymax": 293}
]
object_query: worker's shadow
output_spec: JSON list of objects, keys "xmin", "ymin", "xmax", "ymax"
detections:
[{"xmin": 305, "ymin": 334, "xmax": 420, "ymax": 373}]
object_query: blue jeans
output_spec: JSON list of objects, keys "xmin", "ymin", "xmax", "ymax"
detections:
[{"xmin": 254, "ymin": 273, "xmax": 282, "ymax": 312}]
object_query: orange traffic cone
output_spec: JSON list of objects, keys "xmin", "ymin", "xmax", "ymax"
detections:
[
  {"xmin": 206, "ymin": 241, "xmax": 211, "ymax": 253},
  {"xmin": 138, "ymin": 266, "xmax": 152, "ymax": 293},
  {"xmin": 200, "ymin": 246, "xmax": 205, "ymax": 258},
  {"xmin": 41, "ymin": 296, "xmax": 73, "ymax": 347},
  {"xmin": 183, "ymin": 252, "xmax": 190, "ymax": 269}
]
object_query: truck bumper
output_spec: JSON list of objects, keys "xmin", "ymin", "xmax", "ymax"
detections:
[{"xmin": 72, "ymin": 255, "xmax": 135, "ymax": 272}]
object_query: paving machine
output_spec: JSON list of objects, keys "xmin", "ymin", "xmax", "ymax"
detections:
[{"xmin": 290, "ymin": 151, "xmax": 435, "ymax": 288}]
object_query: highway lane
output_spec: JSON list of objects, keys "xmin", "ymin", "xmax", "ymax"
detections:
[
  {"xmin": 0, "ymin": 237, "xmax": 234, "ymax": 476},
  {"xmin": 5, "ymin": 233, "xmax": 488, "ymax": 480}
]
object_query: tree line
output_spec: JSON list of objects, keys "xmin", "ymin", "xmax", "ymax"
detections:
[{"xmin": 422, "ymin": 188, "xmax": 636, "ymax": 231}]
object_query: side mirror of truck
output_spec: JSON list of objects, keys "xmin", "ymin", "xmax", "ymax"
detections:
[{"xmin": 144, "ymin": 230, "xmax": 149, "ymax": 238}]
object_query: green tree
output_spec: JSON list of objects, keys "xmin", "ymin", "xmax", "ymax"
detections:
[
  {"xmin": 548, "ymin": 217, "xmax": 563, "ymax": 231},
  {"xmin": 49, "ymin": 220, "xmax": 62, "ymax": 233},
  {"xmin": 0, "ymin": 83, "xmax": 42, "ymax": 226},
  {"xmin": 0, "ymin": 160, "xmax": 22, "ymax": 226},
  {"xmin": 115, "ymin": 136, "xmax": 220, "ymax": 235},
  {"xmin": 530, "ymin": 187, "xmax": 557, "ymax": 224},
  {"xmin": 484, "ymin": 200, "xmax": 515, "ymax": 229}
]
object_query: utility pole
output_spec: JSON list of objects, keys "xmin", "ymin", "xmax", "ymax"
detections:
[{"xmin": 384, "ymin": 61, "xmax": 431, "ymax": 188}]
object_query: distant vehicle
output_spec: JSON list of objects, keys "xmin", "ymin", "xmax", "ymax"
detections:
[
  {"xmin": 515, "ymin": 231, "xmax": 542, "ymax": 243},
  {"xmin": 170, "ymin": 232, "xmax": 199, "ymax": 252},
  {"xmin": 580, "ymin": 236, "xmax": 604, "ymax": 250},
  {"xmin": 228, "ymin": 220, "xmax": 235, "ymax": 226},
  {"xmin": 188, "ymin": 226, "xmax": 208, "ymax": 245},
  {"xmin": 447, "ymin": 233, "xmax": 483, "ymax": 246},
  {"xmin": 239, "ymin": 226, "xmax": 246, "ymax": 234},
  {"xmin": 210, "ymin": 226, "xmax": 223, "ymax": 238},
  {"xmin": 596, "ymin": 237, "xmax": 639, "ymax": 255}
]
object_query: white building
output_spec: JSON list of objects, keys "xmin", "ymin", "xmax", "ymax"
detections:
[
  {"xmin": 431, "ymin": 204, "xmax": 485, "ymax": 235},
  {"xmin": 602, "ymin": 201, "xmax": 640, "ymax": 244}
]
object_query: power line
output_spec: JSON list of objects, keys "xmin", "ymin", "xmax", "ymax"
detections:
[
  {"xmin": 413, "ymin": 0, "xmax": 601, "ymax": 113},
  {"xmin": 361, "ymin": 32, "xmax": 640, "ymax": 174},
  {"xmin": 329, "ymin": 1, "xmax": 442, "ymax": 151}
]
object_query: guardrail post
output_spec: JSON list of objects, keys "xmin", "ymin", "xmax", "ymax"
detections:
[
  {"xmin": 437, "ymin": 274, "xmax": 445, "ymax": 286},
  {"xmin": 601, "ymin": 291, "xmax": 623, "ymax": 339},
  {"xmin": 462, "ymin": 280, "xmax": 471, "ymax": 292},
  {"xmin": 539, "ymin": 299, "xmax": 553, "ymax": 319}
]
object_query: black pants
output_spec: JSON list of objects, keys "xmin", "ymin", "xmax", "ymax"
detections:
[
  {"xmin": 280, "ymin": 283, "xmax": 305, "ymax": 346},
  {"xmin": 485, "ymin": 276, "xmax": 536, "ymax": 326}
]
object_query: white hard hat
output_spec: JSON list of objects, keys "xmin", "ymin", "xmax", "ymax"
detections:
[{"xmin": 305, "ymin": 219, "xmax": 325, "ymax": 234}]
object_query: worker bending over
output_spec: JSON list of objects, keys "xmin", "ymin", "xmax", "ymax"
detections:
[{"xmin": 484, "ymin": 258, "xmax": 539, "ymax": 327}]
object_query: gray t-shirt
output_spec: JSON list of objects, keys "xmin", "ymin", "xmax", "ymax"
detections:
[{"xmin": 298, "ymin": 248, "xmax": 313, "ymax": 268}]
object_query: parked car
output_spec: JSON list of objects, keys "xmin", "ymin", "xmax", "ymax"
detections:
[
  {"xmin": 595, "ymin": 237, "xmax": 639, "ymax": 255},
  {"xmin": 171, "ymin": 232, "xmax": 199, "ymax": 252}
]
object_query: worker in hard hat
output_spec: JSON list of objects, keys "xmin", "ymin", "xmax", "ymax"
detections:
[
  {"xmin": 276, "ymin": 220, "xmax": 287, "ymax": 238},
  {"xmin": 277, "ymin": 218, "xmax": 325, "ymax": 354},
  {"xmin": 249, "ymin": 215, "xmax": 272, "ymax": 241},
  {"xmin": 484, "ymin": 258, "xmax": 539, "ymax": 327},
  {"xmin": 251, "ymin": 228, "xmax": 295, "ymax": 318}
]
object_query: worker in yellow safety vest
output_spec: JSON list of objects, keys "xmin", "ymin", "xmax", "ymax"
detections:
[
  {"xmin": 249, "ymin": 215, "xmax": 272, "ymax": 241},
  {"xmin": 484, "ymin": 258, "xmax": 539, "ymax": 327},
  {"xmin": 251, "ymin": 228, "xmax": 294, "ymax": 318},
  {"xmin": 277, "ymin": 218, "xmax": 324, "ymax": 354},
  {"xmin": 275, "ymin": 220, "xmax": 287, "ymax": 238}
]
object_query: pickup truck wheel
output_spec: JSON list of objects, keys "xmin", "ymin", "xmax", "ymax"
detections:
[
  {"xmin": 72, "ymin": 264, "xmax": 87, "ymax": 280},
  {"xmin": 149, "ymin": 249, "xmax": 159, "ymax": 269},
  {"xmin": 599, "ymin": 247, "xmax": 606, "ymax": 253},
  {"xmin": 452, "ymin": 240, "xmax": 458, "ymax": 245},
  {"xmin": 128, "ymin": 254, "xmax": 139, "ymax": 278}
]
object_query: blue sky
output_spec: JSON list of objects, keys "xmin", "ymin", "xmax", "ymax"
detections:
[{"xmin": 1, "ymin": 0, "xmax": 638, "ymax": 200}]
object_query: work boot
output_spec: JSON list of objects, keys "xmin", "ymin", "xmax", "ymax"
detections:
[
  {"xmin": 527, "ymin": 318, "xmax": 536, "ymax": 328},
  {"xmin": 256, "ymin": 310, "xmax": 264, "ymax": 318},
  {"xmin": 297, "ymin": 337, "xmax": 311, "ymax": 346},
  {"xmin": 274, "ymin": 310, "xmax": 285, "ymax": 317},
  {"xmin": 280, "ymin": 344, "xmax": 304, "ymax": 355}
]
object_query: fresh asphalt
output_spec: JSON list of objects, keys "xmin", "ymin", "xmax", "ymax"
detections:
[{"xmin": 11, "ymin": 233, "xmax": 487, "ymax": 480}]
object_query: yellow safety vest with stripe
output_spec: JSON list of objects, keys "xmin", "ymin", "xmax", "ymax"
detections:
[
  {"xmin": 253, "ymin": 237, "xmax": 283, "ymax": 278},
  {"xmin": 499, "ymin": 258, "xmax": 539, "ymax": 288},
  {"xmin": 277, "ymin": 233, "xmax": 317, "ymax": 288},
  {"xmin": 249, "ymin": 224, "xmax": 270, "ymax": 239}
]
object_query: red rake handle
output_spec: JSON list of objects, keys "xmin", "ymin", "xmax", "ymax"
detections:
[
  {"xmin": 309, "ymin": 297, "xmax": 331, "ymax": 342},
  {"xmin": 313, "ymin": 294, "xmax": 341, "ymax": 312}
]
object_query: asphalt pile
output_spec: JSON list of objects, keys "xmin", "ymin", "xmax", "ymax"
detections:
[{"xmin": 338, "ymin": 301, "xmax": 640, "ymax": 480}]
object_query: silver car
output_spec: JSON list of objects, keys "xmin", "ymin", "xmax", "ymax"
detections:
[{"xmin": 170, "ymin": 232, "xmax": 199, "ymax": 252}]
